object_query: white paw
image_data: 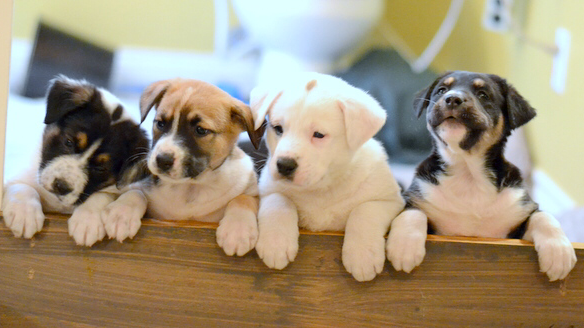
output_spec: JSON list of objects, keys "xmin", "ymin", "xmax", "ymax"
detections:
[
  {"xmin": 386, "ymin": 229, "xmax": 427, "ymax": 273},
  {"xmin": 255, "ymin": 229, "xmax": 298, "ymax": 270},
  {"xmin": 216, "ymin": 214, "xmax": 258, "ymax": 256},
  {"xmin": 101, "ymin": 202, "xmax": 143, "ymax": 243},
  {"xmin": 536, "ymin": 236, "xmax": 577, "ymax": 281},
  {"xmin": 342, "ymin": 237, "xmax": 386, "ymax": 282},
  {"xmin": 2, "ymin": 199, "xmax": 45, "ymax": 239},
  {"xmin": 68, "ymin": 207, "xmax": 106, "ymax": 247}
]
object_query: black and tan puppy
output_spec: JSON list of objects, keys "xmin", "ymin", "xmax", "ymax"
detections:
[
  {"xmin": 103, "ymin": 79, "xmax": 264, "ymax": 256},
  {"xmin": 2, "ymin": 76, "xmax": 149, "ymax": 246},
  {"xmin": 386, "ymin": 71, "xmax": 576, "ymax": 281}
]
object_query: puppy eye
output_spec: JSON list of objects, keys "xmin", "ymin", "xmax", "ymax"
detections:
[
  {"xmin": 272, "ymin": 124, "xmax": 283, "ymax": 136},
  {"xmin": 313, "ymin": 131, "xmax": 325, "ymax": 139},
  {"xmin": 64, "ymin": 138, "xmax": 74, "ymax": 149},
  {"xmin": 477, "ymin": 91, "xmax": 490, "ymax": 100},
  {"xmin": 195, "ymin": 126, "xmax": 210, "ymax": 136},
  {"xmin": 155, "ymin": 120, "xmax": 166, "ymax": 130},
  {"xmin": 436, "ymin": 87, "xmax": 448, "ymax": 95}
]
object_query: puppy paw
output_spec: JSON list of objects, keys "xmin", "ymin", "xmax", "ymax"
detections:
[
  {"xmin": 536, "ymin": 236, "xmax": 577, "ymax": 281},
  {"xmin": 102, "ymin": 202, "xmax": 143, "ymax": 243},
  {"xmin": 342, "ymin": 237, "xmax": 386, "ymax": 282},
  {"xmin": 256, "ymin": 230, "xmax": 298, "ymax": 270},
  {"xmin": 68, "ymin": 207, "xmax": 106, "ymax": 247},
  {"xmin": 2, "ymin": 199, "xmax": 45, "ymax": 239},
  {"xmin": 386, "ymin": 230, "xmax": 427, "ymax": 273},
  {"xmin": 216, "ymin": 214, "xmax": 258, "ymax": 256}
]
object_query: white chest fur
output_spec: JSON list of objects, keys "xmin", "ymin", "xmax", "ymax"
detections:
[
  {"xmin": 416, "ymin": 157, "xmax": 531, "ymax": 238},
  {"xmin": 260, "ymin": 140, "xmax": 403, "ymax": 231},
  {"xmin": 145, "ymin": 150, "xmax": 257, "ymax": 222}
]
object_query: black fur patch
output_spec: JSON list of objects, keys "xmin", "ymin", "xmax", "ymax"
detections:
[
  {"xmin": 111, "ymin": 105, "xmax": 123, "ymax": 122},
  {"xmin": 175, "ymin": 113, "xmax": 210, "ymax": 178},
  {"xmin": 413, "ymin": 150, "xmax": 445, "ymax": 185},
  {"xmin": 41, "ymin": 77, "xmax": 150, "ymax": 205},
  {"xmin": 406, "ymin": 71, "xmax": 541, "ymax": 239}
]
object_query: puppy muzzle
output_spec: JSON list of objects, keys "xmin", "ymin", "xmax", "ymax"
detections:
[
  {"xmin": 429, "ymin": 92, "xmax": 488, "ymax": 131},
  {"xmin": 276, "ymin": 157, "xmax": 298, "ymax": 179}
]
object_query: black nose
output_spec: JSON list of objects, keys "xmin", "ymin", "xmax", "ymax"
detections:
[
  {"xmin": 52, "ymin": 178, "xmax": 72, "ymax": 196},
  {"xmin": 444, "ymin": 94, "xmax": 463, "ymax": 108},
  {"xmin": 277, "ymin": 157, "xmax": 298, "ymax": 178},
  {"xmin": 156, "ymin": 153, "xmax": 175, "ymax": 172}
]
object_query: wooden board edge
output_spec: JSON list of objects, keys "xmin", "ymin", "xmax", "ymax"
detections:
[{"xmin": 2, "ymin": 211, "xmax": 583, "ymax": 249}]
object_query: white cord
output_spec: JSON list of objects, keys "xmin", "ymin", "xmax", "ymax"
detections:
[{"xmin": 410, "ymin": 0, "xmax": 465, "ymax": 73}]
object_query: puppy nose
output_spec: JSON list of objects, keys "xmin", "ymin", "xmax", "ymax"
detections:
[
  {"xmin": 156, "ymin": 153, "xmax": 175, "ymax": 172},
  {"xmin": 444, "ymin": 94, "xmax": 463, "ymax": 108},
  {"xmin": 277, "ymin": 157, "xmax": 298, "ymax": 178},
  {"xmin": 52, "ymin": 178, "xmax": 72, "ymax": 196}
]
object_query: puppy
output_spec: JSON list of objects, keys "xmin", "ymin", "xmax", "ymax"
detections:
[
  {"xmin": 2, "ymin": 76, "xmax": 149, "ymax": 246},
  {"xmin": 386, "ymin": 71, "xmax": 577, "ymax": 281},
  {"xmin": 250, "ymin": 72, "xmax": 405, "ymax": 282},
  {"xmin": 104, "ymin": 79, "xmax": 264, "ymax": 256}
]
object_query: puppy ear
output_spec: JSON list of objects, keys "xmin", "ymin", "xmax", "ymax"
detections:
[
  {"xmin": 413, "ymin": 71, "xmax": 452, "ymax": 118},
  {"xmin": 231, "ymin": 100, "xmax": 266, "ymax": 150},
  {"xmin": 249, "ymin": 85, "xmax": 283, "ymax": 130},
  {"xmin": 490, "ymin": 74, "xmax": 537, "ymax": 129},
  {"xmin": 44, "ymin": 75, "xmax": 96, "ymax": 124},
  {"xmin": 140, "ymin": 80, "xmax": 171, "ymax": 123},
  {"xmin": 337, "ymin": 91, "xmax": 387, "ymax": 151}
]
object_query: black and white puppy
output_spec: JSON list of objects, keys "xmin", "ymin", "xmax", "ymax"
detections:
[
  {"xmin": 386, "ymin": 71, "xmax": 576, "ymax": 281},
  {"xmin": 2, "ymin": 76, "xmax": 149, "ymax": 246}
]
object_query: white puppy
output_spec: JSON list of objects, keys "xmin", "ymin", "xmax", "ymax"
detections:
[{"xmin": 251, "ymin": 73, "xmax": 405, "ymax": 282}]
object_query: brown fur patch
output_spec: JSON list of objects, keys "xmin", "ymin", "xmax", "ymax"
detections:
[
  {"xmin": 151, "ymin": 79, "xmax": 247, "ymax": 170},
  {"xmin": 228, "ymin": 194, "xmax": 259, "ymax": 215},
  {"xmin": 473, "ymin": 79, "xmax": 485, "ymax": 88},
  {"xmin": 305, "ymin": 79, "xmax": 317, "ymax": 91},
  {"xmin": 76, "ymin": 132, "xmax": 88, "ymax": 150},
  {"xmin": 96, "ymin": 153, "xmax": 111, "ymax": 164},
  {"xmin": 444, "ymin": 77, "xmax": 455, "ymax": 86}
]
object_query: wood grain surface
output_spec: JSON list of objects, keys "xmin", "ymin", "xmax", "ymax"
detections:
[{"xmin": 1, "ymin": 214, "xmax": 583, "ymax": 327}]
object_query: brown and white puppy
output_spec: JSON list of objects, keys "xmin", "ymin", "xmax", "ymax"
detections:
[
  {"xmin": 386, "ymin": 71, "xmax": 576, "ymax": 281},
  {"xmin": 2, "ymin": 76, "xmax": 149, "ymax": 246},
  {"xmin": 103, "ymin": 79, "xmax": 264, "ymax": 256},
  {"xmin": 251, "ymin": 72, "xmax": 405, "ymax": 282}
]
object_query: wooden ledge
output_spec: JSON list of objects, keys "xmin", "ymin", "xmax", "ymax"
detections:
[{"xmin": 1, "ymin": 214, "xmax": 583, "ymax": 327}]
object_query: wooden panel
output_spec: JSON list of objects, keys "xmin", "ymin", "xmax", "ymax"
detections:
[{"xmin": 1, "ymin": 215, "xmax": 583, "ymax": 327}]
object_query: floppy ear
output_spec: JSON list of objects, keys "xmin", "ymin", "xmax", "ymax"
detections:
[
  {"xmin": 490, "ymin": 74, "xmax": 537, "ymax": 130},
  {"xmin": 44, "ymin": 75, "xmax": 96, "ymax": 124},
  {"xmin": 139, "ymin": 80, "xmax": 171, "ymax": 123},
  {"xmin": 249, "ymin": 85, "xmax": 283, "ymax": 131},
  {"xmin": 231, "ymin": 100, "xmax": 266, "ymax": 150},
  {"xmin": 337, "ymin": 90, "xmax": 387, "ymax": 151},
  {"xmin": 413, "ymin": 71, "xmax": 452, "ymax": 119}
]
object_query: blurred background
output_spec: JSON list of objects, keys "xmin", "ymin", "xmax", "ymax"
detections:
[{"xmin": 4, "ymin": 0, "xmax": 584, "ymax": 240}]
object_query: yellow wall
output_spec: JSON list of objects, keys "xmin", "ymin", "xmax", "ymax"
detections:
[
  {"xmin": 12, "ymin": 0, "xmax": 216, "ymax": 51},
  {"xmin": 10, "ymin": 0, "xmax": 584, "ymax": 204},
  {"xmin": 385, "ymin": 1, "xmax": 583, "ymax": 204}
]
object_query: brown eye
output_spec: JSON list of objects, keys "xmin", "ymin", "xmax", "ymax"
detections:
[
  {"xmin": 155, "ymin": 120, "xmax": 166, "ymax": 130},
  {"xmin": 313, "ymin": 131, "xmax": 325, "ymax": 139},
  {"xmin": 272, "ymin": 124, "xmax": 283, "ymax": 136},
  {"xmin": 478, "ymin": 91, "xmax": 489, "ymax": 100},
  {"xmin": 195, "ymin": 126, "xmax": 210, "ymax": 136},
  {"xmin": 436, "ymin": 87, "xmax": 447, "ymax": 95},
  {"xmin": 64, "ymin": 138, "xmax": 74, "ymax": 149}
]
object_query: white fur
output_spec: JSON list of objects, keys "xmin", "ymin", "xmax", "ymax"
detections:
[
  {"xmin": 387, "ymin": 110, "xmax": 576, "ymax": 281},
  {"xmin": 105, "ymin": 131, "xmax": 259, "ymax": 256},
  {"xmin": 38, "ymin": 140, "xmax": 102, "ymax": 206},
  {"xmin": 251, "ymin": 72, "xmax": 405, "ymax": 282},
  {"xmin": 68, "ymin": 191, "xmax": 115, "ymax": 246},
  {"xmin": 101, "ymin": 189, "xmax": 147, "ymax": 242},
  {"xmin": 2, "ymin": 81, "xmax": 133, "ymax": 243}
]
